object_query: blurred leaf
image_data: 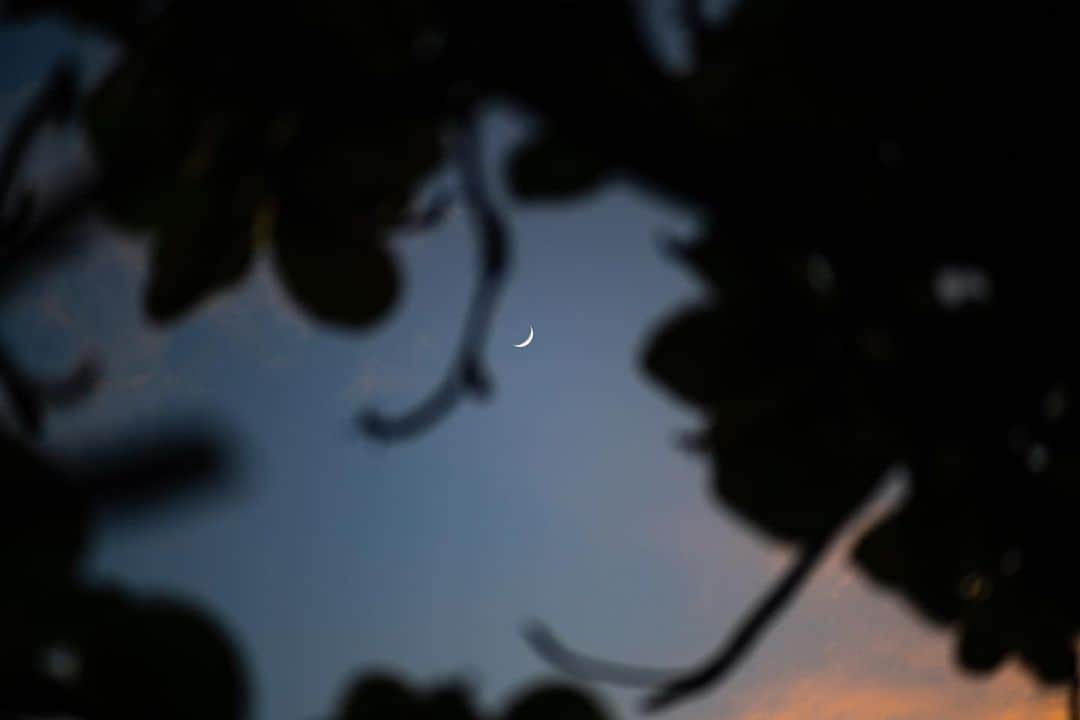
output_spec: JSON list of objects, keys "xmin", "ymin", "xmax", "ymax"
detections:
[
  {"xmin": 503, "ymin": 685, "xmax": 608, "ymax": 720},
  {"xmin": 509, "ymin": 131, "xmax": 611, "ymax": 200}
]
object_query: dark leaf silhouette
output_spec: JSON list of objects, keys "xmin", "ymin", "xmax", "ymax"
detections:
[
  {"xmin": 336, "ymin": 674, "xmax": 477, "ymax": 720},
  {"xmin": 81, "ymin": 3, "xmax": 452, "ymax": 327},
  {"xmin": 509, "ymin": 130, "xmax": 612, "ymax": 201},
  {"xmin": 0, "ymin": 427, "xmax": 246, "ymax": 719},
  {"xmin": 333, "ymin": 673, "xmax": 609, "ymax": 720}
]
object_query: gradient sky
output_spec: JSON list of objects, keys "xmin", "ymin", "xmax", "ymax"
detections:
[{"xmin": 0, "ymin": 14, "xmax": 1070, "ymax": 720}]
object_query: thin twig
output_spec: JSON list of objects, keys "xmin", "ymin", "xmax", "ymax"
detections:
[{"xmin": 358, "ymin": 111, "xmax": 509, "ymax": 441}]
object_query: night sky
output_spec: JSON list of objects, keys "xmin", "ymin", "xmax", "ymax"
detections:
[{"xmin": 0, "ymin": 15, "xmax": 1067, "ymax": 720}]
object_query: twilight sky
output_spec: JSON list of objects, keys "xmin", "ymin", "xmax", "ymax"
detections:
[{"xmin": 0, "ymin": 14, "xmax": 1069, "ymax": 720}]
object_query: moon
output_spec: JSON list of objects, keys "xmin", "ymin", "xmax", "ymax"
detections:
[{"xmin": 514, "ymin": 325, "xmax": 534, "ymax": 348}]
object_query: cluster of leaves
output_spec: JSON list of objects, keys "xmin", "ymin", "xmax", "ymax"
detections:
[
  {"xmin": 631, "ymin": 0, "xmax": 1080, "ymax": 710},
  {"xmin": 71, "ymin": 2, "xmax": 456, "ymax": 327},
  {"xmin": 334, "ymin": 674, "xmax": 608, "ymax": 720},
  {"xmin": 644, "ymin": 233, "xmax": 1080, "ymax": 697},
  {"xmin": 5, "ymin": 0, "xmax": 680, "ymax": 329}
]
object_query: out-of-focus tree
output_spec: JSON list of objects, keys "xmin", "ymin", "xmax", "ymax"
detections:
[{"xmin": 2, "ymin": 0, "xmax": 1078, "ymax": 717}]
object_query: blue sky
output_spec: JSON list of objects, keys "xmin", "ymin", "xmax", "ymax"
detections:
[{"xmin": 1, "ymin": 14, "xmax": 1068, "ymax": 720}]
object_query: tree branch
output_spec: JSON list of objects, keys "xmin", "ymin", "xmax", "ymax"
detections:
[
  {"xmin": 524, "ymin": 535, "xmax": 832, "ymax": 710},
  {"xmin": 524, "ymin": 621, "xmax": 677, "ymax": 688},
  {"xmin": 643, "ymin": 535, "xmax": 830, "ymax": 711},
  {"xmin": 358, "ymin": 111, "xmax": 509, "ymax": 441}
]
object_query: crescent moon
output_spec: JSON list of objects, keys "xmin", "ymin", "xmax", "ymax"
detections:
[{"xmin": 514, "ymin": 325, "xmax": 534, "ymax": 348}]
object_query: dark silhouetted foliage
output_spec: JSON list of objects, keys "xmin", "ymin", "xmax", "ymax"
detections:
[
  {"xmin": 3, "ymin": 0, "xmax": 1079, "ymax": 717},
  {"xmin": 0, "ymin": 427, "xmax": 246, "ymax": 719},
  {"xmin": 333, "ymin": 673, "xmax": 609, "ymax": 720}
]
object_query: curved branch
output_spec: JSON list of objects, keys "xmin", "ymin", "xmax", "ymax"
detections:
[
  {"xmin": 524, "ymin": 535, "xmax": 832, "ymax": 712},
  {"xmin": 643, "ymin": 535, "xmax": 830, "ymax": 711},
  {"xmin": 358, "ymin": 111, "xmax": 509, "ymax": 441},
  {"xmin": 524, "ymin": 621, "xmax": 677, "ymax": 688}
]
